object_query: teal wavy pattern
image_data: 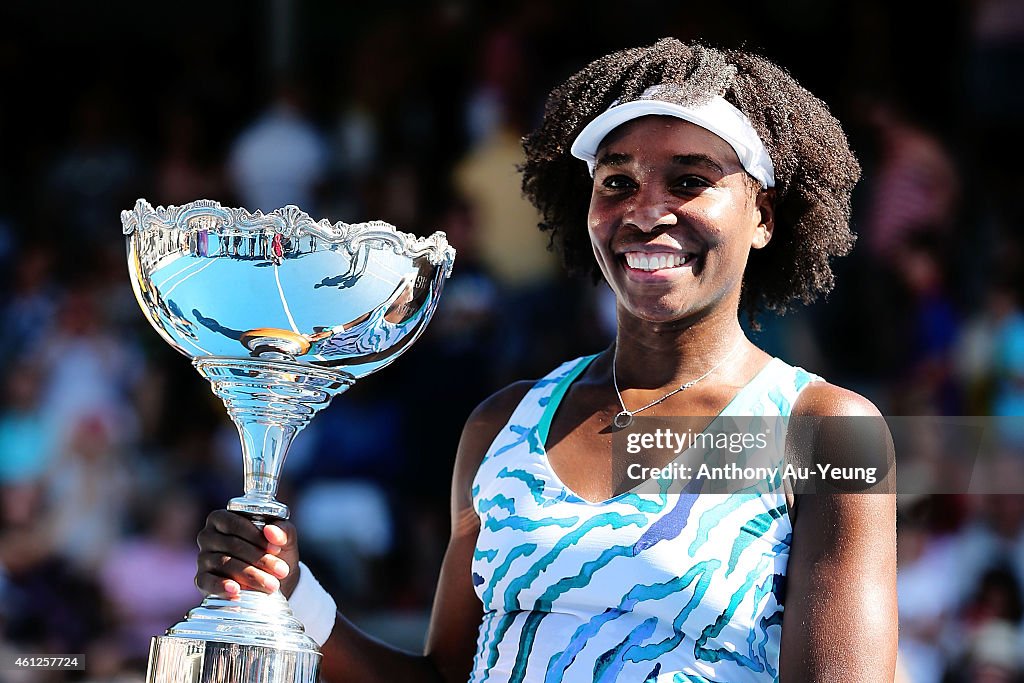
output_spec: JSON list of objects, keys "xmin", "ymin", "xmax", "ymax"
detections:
[
  {"xmin": 504, "ymin": 512, "xmax": 648, "ymax": 611},
  {"xmin": 694, "ymin": 555, "xmax": 774, "ymax": 671},
  {"xmin": 593, "ymin": 616, "xmax": 659, "ymax": 681},
  {"xmin": 484, "ymin": 514, "xmax": 578, "ymax": 533},
  {"xmin": 620, "ymin": 560, "xmax": 720, "ymax": 663},
  {"xmin": 497, "ymin": 467, "xmax": 547, "ymax": 504},
  {"xmin": 726, "ymin": 505, "xmax": 787, "ymax": 577},
  {"xmin": 544, "ymin": 560, "xmax": 721, "ymax": 681},
  {"xmin": 474, "ymin": 547, "xmax": 498, "ymax": 562},
  {"xmin": 478, "ymin": 494, "xmax": 516, "ymax": 516},
  {"xmin": 469, "ymin": 610, "xmax": 499, "ymax": 683},
  {"xmin": 482, "ymin": 543, "xmax": 538, "ymax": 609}
]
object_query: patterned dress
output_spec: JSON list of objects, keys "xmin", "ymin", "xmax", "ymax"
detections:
[{"xmin": 469, "ymin": 355, "xmax": 820, "ymax": 682}]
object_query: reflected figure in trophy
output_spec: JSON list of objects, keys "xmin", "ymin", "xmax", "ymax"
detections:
[{"xmin": 196, "ymin": 39, "xmax": 897, "ymax": 681}]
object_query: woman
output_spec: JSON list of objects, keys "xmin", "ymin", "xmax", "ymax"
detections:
[{"xmin": 197, "ymin": 38, "xmax": 897, "ymax": 681}]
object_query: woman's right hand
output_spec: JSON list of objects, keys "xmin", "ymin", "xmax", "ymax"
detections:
[{"xmin": 196, "ymin": 510, "xmax": 299, "ymax": 599}]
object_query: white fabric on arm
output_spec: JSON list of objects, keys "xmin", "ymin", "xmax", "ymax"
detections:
[{"xmin": 288, "ymin": 561, "xmax": 338, "ymax": 647}]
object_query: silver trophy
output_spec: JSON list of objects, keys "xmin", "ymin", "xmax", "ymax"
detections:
[{"xmin": 122, "ymin": 198, "xmax": 454, "ymax": 683}]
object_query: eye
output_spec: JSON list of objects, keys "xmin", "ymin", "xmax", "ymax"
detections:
[
  {"xmin": 673, "ymin": 175, "xmax": 712, "ymax": 191},
  {"xmin": 600, "ymin": 174, "xmax": 636, "ymax": 191}
]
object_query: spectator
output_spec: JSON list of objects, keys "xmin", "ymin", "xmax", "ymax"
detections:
[
  {"xmin": 0, "ymin": 244, "xmax": 59, "ymax": 362},
  {"xmin": 42, "ymin": 414, "xmax": 132, "ymax": 574},
  {"xmin": 153, "ymin": 102, "xmax": 225, "ymax": 206},
  {"xmin": 98, "ymin": 491, "xmax": 203, "ymax": 663},
  {"xmin": 227, "ymin": 81, "xmax": 329, "ymax": 215},
  {"xmin": 41, "ymin": 86, "xmax": 143, "ymax": 260},
  {"xmin": 33, "ymin": 289, "xmax": 142, "ymax": 451},
  {"xmin": 0, "ymin": 363, "xmax": 52, "ymax": 528}
]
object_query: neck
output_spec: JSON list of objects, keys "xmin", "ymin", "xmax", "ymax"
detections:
[{"xmin": 612, "ymin": 304, "xmax": 749, "ymax": 390}]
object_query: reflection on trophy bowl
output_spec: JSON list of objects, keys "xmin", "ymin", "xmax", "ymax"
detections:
[
  {"xmin": 123, "ymin": 198, "xmax": 455, "ymax": 378},
  {"xmin": 123, "ymin": 198, "xmax": 454, "ymax": 683}
]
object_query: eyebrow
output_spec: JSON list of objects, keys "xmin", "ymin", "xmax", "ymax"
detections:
[
  {"xmin": 595, "ymin": 152, "xmax": 631, "ymax": 168},
  {"xmin": 594, "ymin": 151, "xmax": 726, "ymax": 175},
  {"xmin": 672, "ymin": 154, "xmax": 725, "ymax": 175}
]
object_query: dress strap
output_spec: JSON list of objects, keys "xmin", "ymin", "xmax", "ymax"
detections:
[{"xmin": 536, "ymin": 354, "xmax": 598, "ymax": 446}]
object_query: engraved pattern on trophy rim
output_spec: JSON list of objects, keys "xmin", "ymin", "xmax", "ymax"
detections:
[{"xmin": 121, "ymin": 197, "xmax": 456, "ymax": 269}]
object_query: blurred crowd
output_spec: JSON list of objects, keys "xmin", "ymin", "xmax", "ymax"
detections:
[{"xmin": 0, "ymin": 1, "xmax": 1022, "ymax": 681}]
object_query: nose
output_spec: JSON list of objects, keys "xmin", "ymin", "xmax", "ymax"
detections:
[{"xmin": 622, "ymin": 188, "xmax": 677, "ymax": 233}]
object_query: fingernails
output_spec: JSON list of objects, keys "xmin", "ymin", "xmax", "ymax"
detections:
[
  {"xmin": 267, "ymin": 544, "xmax": 282, "ymax": 556},
  {"xmin": 271, "ymin": 559, "xmax": 289, "ymax": 578},
  {"xmin": 264, "ymin": 525, "xmax": 285, "ymax": 544},
  {"xmin": 225, "ymin": 581, "xmax": 240, "ymax": 597},
  {"xmin": 263, "ymin": 575, "xmax": 280, "ymax": 592}
]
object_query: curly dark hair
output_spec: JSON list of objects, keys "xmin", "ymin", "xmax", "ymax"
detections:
[{"xmin": 521, "ymin": 38, "xmax": 860, "ymax": 321}]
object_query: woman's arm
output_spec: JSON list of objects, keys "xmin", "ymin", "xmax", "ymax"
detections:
[{"xmin": 778, "ymin": 383, "xmax": 898, "ymax": 682}]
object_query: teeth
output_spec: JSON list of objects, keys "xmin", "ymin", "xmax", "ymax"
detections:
[{"xmin": 624, "ymin": 252, "xmax": 692, "ymax": 271}]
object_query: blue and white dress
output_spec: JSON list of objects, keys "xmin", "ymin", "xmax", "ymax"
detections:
[{"xmin": 469, "ymin": 355, "xmax": 821, "ymax": 683}]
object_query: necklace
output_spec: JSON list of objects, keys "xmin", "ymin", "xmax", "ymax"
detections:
[{"xmin": 611, "ymin": 339, "xmax": 744, "ymax": 429}]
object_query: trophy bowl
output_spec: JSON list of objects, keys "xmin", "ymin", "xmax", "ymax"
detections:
[{"xmin": 122, "ymin": 198, "xmax": 454, "ymax": 683}]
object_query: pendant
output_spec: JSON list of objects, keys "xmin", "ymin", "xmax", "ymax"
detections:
[{"xmin": 613, "ymin": 411, "xmax": 633, "ymax": 429}]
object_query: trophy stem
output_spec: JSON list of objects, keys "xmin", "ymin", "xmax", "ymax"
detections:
[{"xmin": 194, "ymin": 357, "xmax": 354, "ymax": 519}]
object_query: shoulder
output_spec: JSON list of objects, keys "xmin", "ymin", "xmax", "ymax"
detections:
[
  {"xmin": 456, "ymin": 354, "xmax": 592, "ymax": 477},
  {"xmin": 464, "ymin": 380, "xmax": 537, "ymax": 439},
  {"xmin": 792, "ymin": 379, "xmax": 882, "ymax": 418},
  {"xmin": 789, "ymin": 379, "xmax": 891, "ymax": 477},
  {"xmin": 786, "ymin": 379, "xmax": 894, "ymax": 511},
  {"xmin": 452, "ymin": 380, "xmax": 536, "ymax": 511}
]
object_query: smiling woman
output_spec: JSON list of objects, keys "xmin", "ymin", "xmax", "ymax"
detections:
[
  {"xmin": 585, "ymin": 117, "xmax": 773, "ymax": 323},
  {"xmin": 522, "ymin": 40, "xmax": 860, "ymax": 325},
  {"xmin": 194, "ymin": 37, "xmax": 897, "ymax": 683}
]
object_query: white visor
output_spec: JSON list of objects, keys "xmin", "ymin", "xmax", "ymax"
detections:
[{"xmin": 570, "ymin": 90, "xmax": 775, "ymax": 189}]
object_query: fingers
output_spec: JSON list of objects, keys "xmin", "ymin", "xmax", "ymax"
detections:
[
  {"xmin": 194, "ymin": 571, "xmax": 241, "ymax": 599},
  {"xmin": 205, "ymin": 532, "xmax": 289, "ymax": 573},
  {"xmin": 199, "ymin": 512, "xmax": 290, "ymax": 569},
  {"xmin": 197, "ymin": 545, "xmax": 289, "ymax": 595},
  {"xmin": 263, "ymin": 523, "xmax": 289, "ymax": 548},
  {"xmin": 263, "ymin": 521, "xmax": 301, "ymax": 598},
  {"xmin": 203, "ymin": 509, "xmax": 265, "ymax": 547},
  {"xmin": 196, "ymin": 510, "xmax": 294, "ymax": 599},
  {"xmin": 196, "ymin": 554, "xmax": 280, "ymax": 595}
]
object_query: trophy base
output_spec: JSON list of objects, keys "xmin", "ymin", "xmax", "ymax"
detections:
[
  {"xmin": 146, "ymin": 589, "xmax": 321, "ymax": 683},
  {"xmin": 146, "ymin": 635, "xmax": 320, "ymax": 683}
]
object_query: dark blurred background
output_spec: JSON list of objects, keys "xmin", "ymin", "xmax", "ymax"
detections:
[{"xmin": 0, "ymin": 1, "xmax": 1022, "ymax": 681}]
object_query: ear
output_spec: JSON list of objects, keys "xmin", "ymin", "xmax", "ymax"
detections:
[{"xmin": 750, "ymin": 188, "xmax": 775, "ymax": 250}]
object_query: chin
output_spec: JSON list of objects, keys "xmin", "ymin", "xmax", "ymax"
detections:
[{"xmin": 622, "ymin": 298, "xmax": 699, "ymax": 325}]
